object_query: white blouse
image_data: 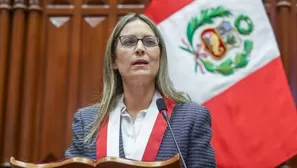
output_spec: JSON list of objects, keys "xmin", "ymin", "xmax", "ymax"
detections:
[{"xmin": 118, "ymin": 91, "xmax": 161, "ymax": 160}]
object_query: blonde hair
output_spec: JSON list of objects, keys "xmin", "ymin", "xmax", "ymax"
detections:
[{"xmin": 84, "ymin": 13, "xmax": 189, "ymax": 143}]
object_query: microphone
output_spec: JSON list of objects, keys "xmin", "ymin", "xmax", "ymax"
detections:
[{"xmin": 156, "ymin": 98, "xmax": 188, "ymax": 168}]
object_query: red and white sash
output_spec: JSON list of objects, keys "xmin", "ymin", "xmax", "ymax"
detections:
[{"xmin": 96, "ymin": 96, "xmax": 175, "ymax": 161}]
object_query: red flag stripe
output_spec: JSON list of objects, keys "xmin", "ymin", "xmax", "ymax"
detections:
[
  {"xmin": 204, "ymin": 57, "xmax": 297, "ymax": 167},
  {"xmin": 144, "ymin": 0, "xmax": 193, "ymax": 24}
]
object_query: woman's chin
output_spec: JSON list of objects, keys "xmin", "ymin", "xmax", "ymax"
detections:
[
  {"xmin": 130, "ymin": 69, "xmax": 151, "ymax": 75},
  {"xmin": 126, "ymin": 71, "xmax": 156, "ymax": 80}
]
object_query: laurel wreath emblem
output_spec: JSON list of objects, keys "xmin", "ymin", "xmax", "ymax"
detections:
[
  {"xmin": 180, "ymin": 6, "xmax": 254, "ymax": 75},
  {"xmin": 234, "ymin": 14, "xmax": 254, "ymax": 35}
]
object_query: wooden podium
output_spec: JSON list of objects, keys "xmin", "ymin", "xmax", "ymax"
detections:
[{"xmin": 10, "ymin": 154, "xmax": 181, "ymax": 168}]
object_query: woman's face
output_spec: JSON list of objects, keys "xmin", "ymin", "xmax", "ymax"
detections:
[{"xmin": 114, "ymin": 19, "xmax": 161, "ymax": 82}]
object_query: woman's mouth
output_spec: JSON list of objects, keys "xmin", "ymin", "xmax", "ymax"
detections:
[{"xmin": 132, "ymin": 59, "xmax": 149, "ymax": 66}]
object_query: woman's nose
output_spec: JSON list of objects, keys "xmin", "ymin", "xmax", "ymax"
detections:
[
  {"xmin": 135, "ymin": 41, "xmax": 145, "ymax": 55},
  {"xmin": 136, "ymin": 48, "xmax": 145, "ymax": 55}
]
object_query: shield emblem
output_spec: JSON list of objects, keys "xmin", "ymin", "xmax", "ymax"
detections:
[
  {"xmin": 216, "ymin": 21, "xmax": 242, "ymax": 49},
  {"xmin": 201, "ymin": 28, "xmax": 227, "ymax": 59}
]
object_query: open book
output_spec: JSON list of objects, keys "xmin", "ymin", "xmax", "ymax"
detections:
[{"xmin": 10, "ymin": 154, "xmax": 181, "ymax": 168}]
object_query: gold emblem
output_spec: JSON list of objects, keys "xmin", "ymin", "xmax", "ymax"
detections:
[{"xmin": 201, "ymin": 21, "xmax": 241, "ymax": 60}]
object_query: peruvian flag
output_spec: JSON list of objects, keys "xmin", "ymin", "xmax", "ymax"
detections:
[{"xmin": 145, "ymin": 0, "xmax": 297, "ymax": 167}]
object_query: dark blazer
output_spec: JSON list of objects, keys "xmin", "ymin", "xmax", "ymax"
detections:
[{"xmin": 65, "ymin": 101, "xmax": 217, "ymax": 168}]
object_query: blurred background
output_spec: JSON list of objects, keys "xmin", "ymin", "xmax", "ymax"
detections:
[{"xmin": 0, "ymin": 0, "xmax": 296, "ymax": 167}]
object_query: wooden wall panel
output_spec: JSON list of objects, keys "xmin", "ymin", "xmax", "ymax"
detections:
[
  {"xmin": 3, "ymin": 0, "xmax": 26, "ymax": 163},
  {"xmin": 117, "ymin": 0, "xmax": 150, "ymax": 7},
  {"xmin": 50, "ymin": 0, "xmax": 72, "ymax": 5},
  {"xmin": 64, "ymin": 0, "xmax": 82, "ymax": 150},
  {"xmin": 79, "ymin": 17, "xmax": 108, "ymax": 107},
  {"xmin": 39, "ymin": 17, "xmax": 72, "ymax": 160},
  {"xmin": 276, "ymin": 0, "xmax": 297, "ymax": 103},
  {"xmin": 276, "ymin": 0, "xmax": 291, "ymax": 77},
  {"xmin": 290, "ymin": 0, "xmax": 297, "ymax": 102},
  {"xmin": 18, "ymin": 0, "xmax": 42, "ymax": 162},
  {"xmin": 264, "ymin": 0, "xmax": 296, "ymax": 102},
  {"xmin": 0, "ymin": 0, "xmax": 11, "ymax": 164},
  {"xmin": 264, "ymin": 0, "xmax": 277, "ymax": 33},
  {"xmin": 84, "ymin": 0, "xmax": 107, "ymax": 5}
]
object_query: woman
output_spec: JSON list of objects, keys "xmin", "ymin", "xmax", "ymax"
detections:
[{"xmin": 65, "ymin": 13, "xmax": 217, "ymax": 167}]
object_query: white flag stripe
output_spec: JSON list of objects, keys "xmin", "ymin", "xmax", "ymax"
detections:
[{"xmin": 157, "ymin": 0, "xmax": 280, "ymax": 103}]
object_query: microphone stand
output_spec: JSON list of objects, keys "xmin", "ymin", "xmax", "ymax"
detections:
[{"xmin": 161, "ymin": 111, "xmax": 188, "ymax": 168}]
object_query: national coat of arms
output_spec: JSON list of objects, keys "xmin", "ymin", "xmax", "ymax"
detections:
[{"xmin": 180, "ymin": 6, "xmax": 254, "ymax": 75}]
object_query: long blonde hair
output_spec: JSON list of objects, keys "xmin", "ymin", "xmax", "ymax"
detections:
[{"xmin": 84, "ymin": 13, "xmax": 189, "ymax": 143}]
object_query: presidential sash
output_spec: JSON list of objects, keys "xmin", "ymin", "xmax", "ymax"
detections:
[{"xmin": 96, "ymin": 97, "xmax": 175, "ymax": 161}]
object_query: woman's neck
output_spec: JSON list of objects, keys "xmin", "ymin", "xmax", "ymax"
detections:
[{"xmin": 122, "ymin": 80, "xmax": 155, "ymax": 119}]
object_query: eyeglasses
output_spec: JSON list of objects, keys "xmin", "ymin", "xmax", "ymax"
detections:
[{"xmin": 118, "ymin": 35, "xmax": 159, "ymax": 48}]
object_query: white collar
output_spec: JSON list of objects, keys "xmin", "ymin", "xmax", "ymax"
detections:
[{"xmin": 117, "ymin": 90, "xmax": 162, "ymax": 115}]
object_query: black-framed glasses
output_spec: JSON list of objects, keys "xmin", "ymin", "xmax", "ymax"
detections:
[{"xmin": 118, "ymin": 35, "xmax": 159, "ymax": 47}]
